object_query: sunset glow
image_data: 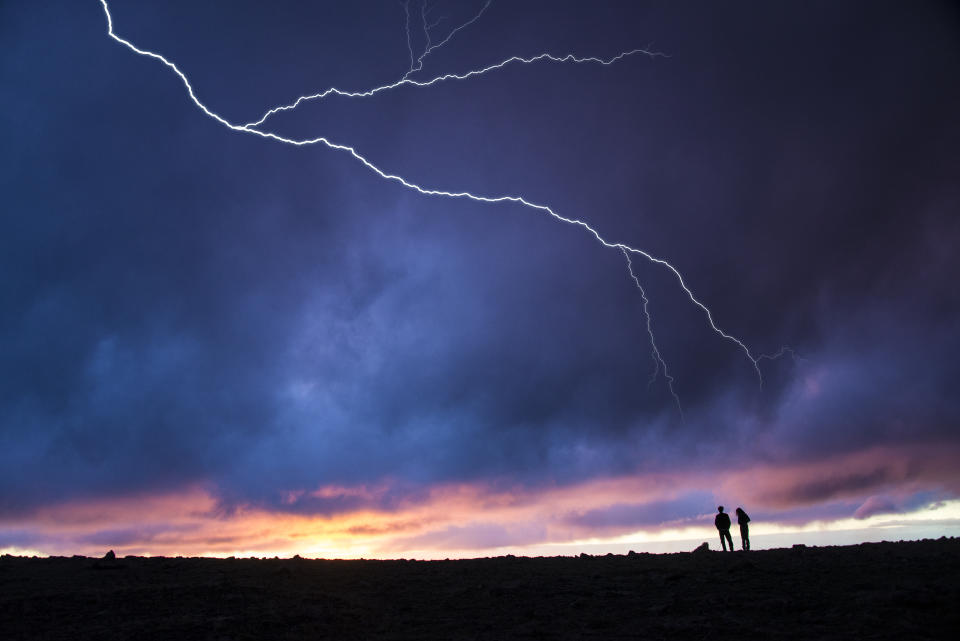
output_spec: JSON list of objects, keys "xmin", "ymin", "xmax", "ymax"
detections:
[{"xmin": 4, "ymin": 444, "xmax": 958, "ymax": 558}]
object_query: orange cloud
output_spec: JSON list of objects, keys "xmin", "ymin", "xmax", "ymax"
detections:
[{"xmin": 3, "ymin": 442, "xmax": 958, "ymax": 558}]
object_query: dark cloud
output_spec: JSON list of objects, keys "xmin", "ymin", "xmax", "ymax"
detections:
[
  {"xmin": 772, "ymin": 469, "xmax": 893, "ymax": 505},
  {"xmin": 564, "ymin": 492, "xmax": 714, "ymax": 535},
  {"xmin": 852, "ymin": 491, "xmax": 949, "ymax": 520},
  {"xmin": 1, "ymin": 0, "xmax": 958, "ymax": 528}
]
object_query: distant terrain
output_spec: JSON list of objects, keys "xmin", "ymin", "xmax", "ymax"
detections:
[{"xmin": 2, "ymin": 538, "xmax": 957, "ymax": 640}]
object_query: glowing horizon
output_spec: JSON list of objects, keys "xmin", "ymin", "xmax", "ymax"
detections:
[{"xmin": 4, "ymin": 444, "xmax": 958, "ymax": 559}]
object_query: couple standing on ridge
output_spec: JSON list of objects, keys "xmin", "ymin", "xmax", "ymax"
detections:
[{"xmin": 714, "ymin": 506, "xmax": 750, "ymax": 551}]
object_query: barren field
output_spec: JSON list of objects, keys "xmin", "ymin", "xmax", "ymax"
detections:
[{"xmin": 2, "ymin": 538, "xmax": 958, "ymax": 640}]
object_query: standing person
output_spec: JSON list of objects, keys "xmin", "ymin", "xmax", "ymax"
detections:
[
  {"xmin": 715, "ymin": 506, "xmax": 733, "ymax": 551},
  {"xmin": 736, "ymin": 507, "xmax": 751, "ymax": 551}
]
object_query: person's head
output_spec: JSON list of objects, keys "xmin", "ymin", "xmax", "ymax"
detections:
[
  {"xmin": 717, "ymin": 506, "xmax": 724, "ymax": 513},
  {"xmin": 736, "ymin": 507, "xmax": 743, "ymax": 515}
]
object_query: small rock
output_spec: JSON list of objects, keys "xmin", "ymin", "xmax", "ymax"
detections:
[
  {"xmin": 693, "ymin": 542, "xmax": 710, "ymax": 553},
  {"xmin": 92, "ymin": 550, "xmax": 123, "ymax": 570}
]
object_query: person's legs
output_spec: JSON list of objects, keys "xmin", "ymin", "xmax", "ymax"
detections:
[
  {"xmin": 741, "ymin": 525, "xmax": 749, "ymax": 551},
  {"xmin": 719, "ymin": 531, "xmax": 727, "ymax": 551},
  {"xmin": 721, "ymin": 530, "xmax": 733, "ymax": 551}
]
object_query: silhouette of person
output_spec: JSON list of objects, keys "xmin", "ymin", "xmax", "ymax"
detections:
[
  {"xmin": 715, "ymin": 506, "xmax": 733, "ymax": 551},
  {"xmin": 736, "ymin": 507, "xmax": 751, "ymax": 551}
]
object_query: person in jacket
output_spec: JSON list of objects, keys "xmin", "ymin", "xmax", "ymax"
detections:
[
  {"xmin": 715, "ymin": 506, "xmax": 733, "ymax": 551},
  {"xmin": 736, "ymin": 507, "xmax": 751, "ymax": 550}
]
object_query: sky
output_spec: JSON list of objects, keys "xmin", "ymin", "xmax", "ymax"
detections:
[{"xmin": 1, "ymin": 0, "xmax": 959, "ymax": 558}]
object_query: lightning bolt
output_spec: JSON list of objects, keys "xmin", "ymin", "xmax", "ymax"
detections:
[
  {"xmin": 758, "ymin": 346, "xmax": 805, "ymax": 365},
  {"xmin": 402, "ymin": 2, "xmax": 416, "ymax": 74},
  {"xmin": 622, "ymin": 248, "xmax": 683, "ymax": 420},
  {"xmin": 401, "ymin": 0, "xmax": 492, "ymax": 81},
  {"xmin": 242, "ymin": 48, "xmax": 665, "ymax": 130},
  {"xmin": 100, "ymin": 0, "xmax": 782, "ymax": 415}
]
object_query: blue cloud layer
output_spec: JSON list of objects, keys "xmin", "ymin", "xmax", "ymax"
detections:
[{"xmin": 1, "ymin": 0, "xmax": 958, "ymax": 525}]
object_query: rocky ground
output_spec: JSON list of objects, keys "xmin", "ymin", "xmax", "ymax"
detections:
[{"xmin": 1, "ymin": 538, "xmax": 958, "ymax": 640}]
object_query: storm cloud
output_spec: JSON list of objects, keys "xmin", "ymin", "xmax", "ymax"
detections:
[{"xmin": 1, "ymin": 0, "xmax": 958, "ymax": 553}]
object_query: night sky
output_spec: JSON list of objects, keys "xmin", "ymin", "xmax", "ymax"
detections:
[{"xmin": 2, "ymin": 0, "xmax": 959, "ymax": 557}]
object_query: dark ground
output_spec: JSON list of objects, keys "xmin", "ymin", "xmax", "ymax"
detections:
[{"xmin": 2, "ymin": 538, "xmax": 958, "ymax": 640}]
